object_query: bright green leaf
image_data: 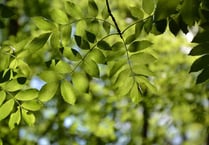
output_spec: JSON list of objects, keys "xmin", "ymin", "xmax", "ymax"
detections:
[
  {"xmin": 3, "ymin": 79, "xmax": 25, "ymax": 92},
  {"xmin": 63, "ymin": 47, "xmax": 82, "ymax": 61},
  {"xmin": 32, "ymin": 16, "xmax": 55, "ymax": 31},
  {"xmin": 130, "ymin": 52, "xmax": 157, "ymax": 65},
  {"xmin": 142, "ymin": 0, "xmax": 155, "ymax": 14},
  {"xmin": 0, "ymin": 99, "xmax": 14, "ymax": 121},
  {"xmin": 61, "ymin": 80, "xmax": 76, "ymax": 105},
  {"xmin": 132, "ymin": 65, "xmax": 154, "ymax": 76},
  {"xmin": 130, "ymin": 82, "xmax": 142, "ymax": 103},
  {"xmin": 111, "ymin": 42, "xmax": 123, "ymax": 51},
  {"xmin": 136, "ymin": 76, "xmax": 157, "ymax": 93},
  {"xmin": 0, "ymin": 91, "xmax": 6, "ymax": 106},
  {"xmin": 83, "ymin": 59, "xmax": 100, "ymax": 77},
  {"xmin": 50, "ymin": 31, "xmax": 60, "ymax": 49},
  {"xmin": 55, "ymin": 60, "xmax": 72, "ymax": 74},
  {"xmin": 50, "ymin": 9, "xmax": 69, "ymax": 24},
  {"xmin": 72, "ymin": 73, "xmax": 89, "ymax": 93},
  {"xmin": 103, "ymin": 22, "xmax": 111, "ymax": 34},
  {"xmin": 8, "ymin": 108, "xmax": 21, "ymax": 130},
  {"xmin": 15, "ymin": 89, "xmax": 39, "ymax": 101},
  {"xmin": 39, "ymin": 70, "xmax": 59, "ymax": 82},
  {"xmin": 129, "ymin": 6, "xmax": 144, "ymax": 19},
  {"xmin": 128, "ymin": 40, "xmax": 153, "ymax": 52},
  {"xmin": 22, "ymin": 100, "xmax": 43, "ymax": 111},
  {"xmin": 64, "ymin": 1, "xmax": 82, "ymax": 18},
  {"xmin": 86, "ymin": 49, "xmax": 106, "ymax": 64},
  {"xmin": 22, "ymin": 109, "xmax": 35, "ymax": 126},
  {"xmin": 39, "ymin": 82, "xmax": 58, "ymax": 102},
  {"xmin": 88, "ymin": 0, "xmax": 98, "ymax": 17}
]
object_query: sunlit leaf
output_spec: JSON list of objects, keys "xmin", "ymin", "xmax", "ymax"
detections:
[
  {"xmin": 22, "ymin": 100, "xmax": 43, "ymax": 111},
  {"xmin": 132, "ymin": 65, "xmax": 154, "ymax": 76},
  {"xmin": 86, "ymin": 49, "xmax": 106, "ymax": 64},
  {"xmin": 39, "ymin": 70, "xmax": 59, "ymax": 83},
  {"xmin": 88, "ymin": 0, "xmax": 98, "ymax": 17},
  {"xmin": 27, "ymin": 32, "xmax": 51, "ymax": 52},
  {"xmin": 50, "ymin": 9, "xmax": 69, "ymax": 24},
  {"xmin": 9, "ymin": 108, "xmax": 21, "ymax": 130},
  {"xmin": 32, "ymin": 16, "xmax": 55, "ymax": 31},
  {"xmin": 136, "ymin": 76, "xmax": 157, "ymax": 93},
  {"xmin": 130, "ymin": 82, "xmax": 142, "ymax": 103},
  {"xmin": 0, "ymin": 99, "xmax": 14, "ymax": 121},
  {"xmin": 61, "ymin": 80, "xmax": 76, "ymax": 105},
  {"xmin": 55, "ymin": 60, "xmax": 72, "ymax": 74},
  {"xmin": 15, "ymin": 89, "xmax": 39, "ymax": 101},
  {"xmin": 39, "ymin": 82, "xmax": 58, "ymax": 102},
  {"xmin": 83, "ymin": 59, "xmax": 100, "ymax": 77},
  {"xmin": 0, "ymin": 53, "xmax": 10, "ymax": 70},
  {"xmin": 50, "ymin": 31, "xmax": 60, "ymax": 49},
  {"xmin": 130, "ymin": 52, "xmax": 157, "ymax": 65},
  {"xmin": 64, "ymin": 1, "xmax": 82, "ymax": 18},
  {"xmin": 3, "ymin": 79, "xmax": 25, "ymax": 92},
  {"xmin": 0, "ymin": 91, "xmax": 6, "ymax": 106},
  {"xmin": 17, "ymin": 60, "xmax": 31, "ymax": 77},
  {"xmin": 72, "ymin": 73, "xmax": 89, "ymax": 93},
  {"xmin": 128, "ymin": 40, "xmax": 153, "ymax": 52},
  {"xmin": 63, "ymin": 47, "xmax": 82, "ymax": 61},
  {"xmin": 129, "ymin": 6, "xmax": 144, "ymax": 19},
  {"xmin": 142, "ymin": 0, "xmax": 155, "ymax": 14},
  {"xmin": 190, "ymin": 55, "xmax": 209, "ymax": 72},
  {"xmin": 22, "ymin": 109, "xmax": 35, "ymax": 126}
]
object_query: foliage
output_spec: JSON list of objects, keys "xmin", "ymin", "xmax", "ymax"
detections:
[{"xmin": 0, "ymin": 0, "xmax": 208, "ymax": 145}]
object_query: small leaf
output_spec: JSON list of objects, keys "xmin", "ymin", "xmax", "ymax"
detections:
[
  {"xmin": 74, "ymin": 35, "xmax": 90, "ymax": 49},
  {"xmin": 85, "ymin": 30, "xmax": 96, "ymax": 43},
  {"xmin": 125, "ymin": 34, "xmax": 137, "ymax": 44},
  {"xmin": 86, "ymin": 49, "xmax": 106, "ymax": 64},
  {"xmin": 190, "ymin": 55, "xmax": 209, "ymax": 72},
  {"xmin": 3, "ymin": 79, "xmax": 25, "ymax": 92},
  {"xmin": 103, "ymin": 22, "xmax": 111, "ymax": 34},
  {"xmin": 27, "ymin": 32, "xmax": 51, "ymax": 52},
  {"xmin": 88, "ymin": 0, "xmax": 98, "ymax": 17},
  {"xmin": 155, "ymin": 19, "xmax": 167, "ymax": 33},
  {"xmin": 130, "ymin": 82, "xmax": 142, "ymax": 103},
  {"xmin": 50, "ymin": 9, "xmax": 69, "ymax": 24},
  {"xmin": 32, "ymin": 16, "xmax": 55, "ymax": 31},
  {"xmin": 0, "ymin": 91, "xmax": 6, "ymax": 106},
  {"xmin": 144, "ymin": 16, "xmax": 153, "ymax": 33},
  {"xmin": 101, "ymin": 7, "xmax": 109, "ymax": 19},
  {"xmin": 169, "ymin": 18, "xmax": 180, "ymax": 36},
  {"xmin": 61, "ymin": 80, "xmax": 76, "ymax": 105},
  {"xmin": 0, "ymin": 99, "xmax": 14, "ymax": 121},
  {"xmin": 55, "ymin": 60, "xmax": 72, "ymax": 74},
  {"xmin": 132, "ymin": 65, "xmax": 154, "ymax": 76},
  {"xmin": 22, "ymin": 109, "xmax": 35, "ymax": 126},
  {"xmin": 192, "ymin": 30, "xmax": 209, "ymax": 43},
  {"xmin": 97, "ymin": 40, "xmax": 111, "ymax": 50},
  {"xmin": 22, "ymin": 100, "xmax": 43, "ymax": 111},
  {"xmin": 111, "ymin": 42, "xmax": 123, "ymax": 51},
  {"xmin": 129, "ymin": 6, "xmax": 144, "ymax": 19},
  {"xmin": 63, "ymin": 47, "xmax": 82, "ymax": 61},
  {"xmin": 196, "ymin": 67, "xmax": 209, "ymax": 84},
  {"xmin": 0, "ymin": 70, "xmax": 10, "ymax": 83},
  {"xmin": 50, "ymin": 31, "xmax": 60, "ymax": 49},
  {"xmin": 135, "ymin": 21, "xmax": 144, "ymax": 37},
  {"xmin": 15, "ymin": 89, "xmax": 39, "ymax": 101},
  {"xmin": 39, "ymin": 82, "xmax": 58, "ymax": 102},
  {"xmin": 128, "ymin": 40, "xmax": 153, "ymax": 52},
  {"xmin": 83, "ymin": 59, "xmax": 100, "ymax": 77},
  {"xmin": 72, "ymin": 73, "xmax": 89, "ymax": 93},
  {"xmin": 64, "ymin": 1, "xmax": 82, "ymax": 18},
  {"xmin": 39, "ymin": 70, "xmax": 58, "ymax": 82},
  {"xmin": 130, "ymin": 52, "xmax": 157, "ymax": 65},
  {"xmin": 9, "ymin": 108, "xmax": 21, "ymax": 130},
  {"xmin": 189, "ymin": 43, "xmax": 209, "ymax": 56},
  {"xmin": 142, "ymin": 0, "xmax": 155, "ymax": 14},
  {"xmin": 136, "ymin": 76, "xmax": 157, "ymax": 93}
]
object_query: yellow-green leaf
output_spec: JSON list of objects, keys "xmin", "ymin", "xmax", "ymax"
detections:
[
  {"xmin": 15, "ymin": 89, "xmax": 39, "ymax": 101},
  {"xmin": 61, "ymin": 80, "xmax": 76, "ymax": 105},
  {"xmin": 8, "ymin": 108, "xmax": 21, "ymax": 130},
  {"xmin": 0, "ymin": 99, "xmax": 14, "ymax": 121},
  {"xmin": 83, "ymin": 59, "xmax": 100, "ymax": 77},
  {"xmin": 72, "ymin": 73, "xmax": 89, "ymax": 93},
  {"xmin": 22, "ymin": 100, "xmax": 43, "ymax": 111},
  {"xmin": 0, "ymin": 91, "xmax": 6, "ymax": 106},
  {"xmin": 32, "ymin": 16, "xmax": 56, "ymax": 31},
  {"xmin": 50, "ymin": 9, "xmax": 69, "ymax": 24},
  {"xmin": 22, "ymin": 109, "xmax": 35, "ymax": 126},
  {"xmin": 39, "ymin": 82, "xmax": 58, "ymax": 102}
]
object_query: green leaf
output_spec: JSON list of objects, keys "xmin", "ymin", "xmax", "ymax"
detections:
[
  {"xmin": 144, "ymin": 16, "xmax": 153, "ymax": 33},
  {"xmin": 189, "ymin": 43, "xmax": 209, "ymax": 56},
  {"xmin": 83, "ymin": 59, "xmax": 100, "ymax": 77},
  {"xmin": 180, "ymin": 0, "xmax": 199, "ymax": 26},
  {"xmin": 64, "ymin": 1, "xmax": 82, "ymax": 18},
  {"xmin": 27, "ymin": 32, "xmax": 51, "ymax": 52},
  {"xmin": 169, "ymin": 18, "xmax": 180, "ymax": 36},
  {"xmin": 85, "ymin": 30, "xmax": 96, "ymax": 43},
  {"xmin": 111, "ymin": 42, "xmax": 123, "ymax": 51},
  {"xmin": 32, "ymin": 16, "xmax": 55, "ymax": 31},
  {"xmin": 130, "ymin": 52, "xmax": 157, "ymax": 65},
  {"xmin": 39, "ymin": 82, "xmax": 58, "ymax": 102},
  {"xmin": 103, "ymin": 22, "xmax": 111, "ymax": 34},
  {"xmin": 22, "ymin": 109, "xmax": 35, "ymax": 126},
  {"xmin": 0, "ymin": 99, "xmax": 14, "ymax": 121},
  {"xmin": 129, "ymin": 6, "xmax": 144, "ymax": 19},
  {"xmin": 55, "ymin": 60, "xmax": 72, "ymax": 74},
  {"xmin": 142, "ymin": 0, "xmax": 155, "ymax": 14},
  {"xmin": 22, "ymin": 100, "xmax": 43, "ymax": 111},
  {"xmin": 50, "ymin": 31, "xmax": 60, "ymax": 49},
  {"xmin": 101, "ymin": 7, "xmax": 109, "ymax": 19},
  {"xmin": 50, "ymin": 9, "xmax": 69, "ymax": 24},
  {"xmin": 88, "ymin": 0, "xmax": 98, "ymax": 17},
  {"xmin": 61, "ymin": 24, "xmax": 72, "ymax": 45},
  {"xmin": 132, "ymin": 65, "xmax": 154, "ymax": 76},
  {"xmin": 109, "ymin": 59, "xmax": 126, "ymax": 77},
  {"xmin": 15, "ymin": 89, "xmax": 39, "ymax": 101},
  {"xmin": 0, "ymin": 53, "xmax": 10, "ymax": 70},
  {"xmin": 17, "ymin": 60, "xmax": 31, "ymax": 77},
  {"xmin": 0, "ymin": 4, "xmax": 15, "ymax": 18},
  {"xmin": 130, "ymin": 82, "xmax": 142, "ymax": 103},
  {"xmin": 0, "ymin": 138, "xmax": 2, "ymax": 145},
  {"xmin": 135, "ymin": 21, "xmax": 144, "ymax": 37},
  {"xmin": 3, "ymin": 79, "xmax": 25, "ymax": 92},
  {"xmin": 0, "ymin": 69, "xmax": 10, "ymax": 83},
  {"xmin": 125, "ymin": 34, "xmax": 137, "ymax": 44},
  {"xmin": 86, "ymin": 49, "xmax": 106, "ymax": 64},
  {"xmin": 39, "ymin": 70, "xmax": 59, "ymax": 82},
  {"xmin": 17, "ymin": 77, "xmax": 27, "ymax": 84},
  {"xmin": 72, "ymin": 73, "xmax": 89, "ymax": 93},
  {"xmin": 8, "ymin": 108, "xmax": 21, "ymax": 130},
  {"xmin": 196, "ymin": 67, "xmax": 209, "ymax": 84},
  {"xmin": 190, "ymin": 55, "xmax": 209, "ymax": 72},
  {"xmin": 97, "ymin": 40, "xmax": 111, "ymax": 50},
  {"xmin": 61, "ymin": 80, "xmax": 76, "ymax": 105},
  {"xmin": 128, "ymin": 40, "xmax": 153, "ymax": 52},
  {"xmin": 192, "ymin": 30, "xmax": 209, "ymax": 43},
  {"xmin": 154, "ymin": 0, "xmax": 179, "ymax": 21},
  {"xmin": 63, "ymin": 47, "xmax": 82, "ymax": 61},
  {"xmin": 0, "ymin": 91, "xmax": 6, "ymax": 106},
  {"xmin": 154, "ymin": 19, "xmax": 167, "ymax": 33},
  {"xmin": 74, "ymin": 35, "xmax": 90, "ymax": 49},
  {"xmin": 136, "ymin": 76, "xmax": 157, "ymax": 93}
]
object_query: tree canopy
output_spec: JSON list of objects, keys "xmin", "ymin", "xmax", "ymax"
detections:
[{"xmin": 0, "ymin": 0, "xmax": 209, "ymax": 145}]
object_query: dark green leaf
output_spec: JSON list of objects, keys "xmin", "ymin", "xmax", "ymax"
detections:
[
  {"xmin": 85, "ymin": 30, "xmax": 96, "ymax": 43},
  {"xmin": 142, "ymin": 0, "xmax": 155, "ymax": 14},
  {"xmin": 0, "ymin": 4, "xmax": 15, "ymax": 18},
  {"xmin": 101, "ymin": 7, "xmax": 109, "ymax": 19},
  {"xmin": 17, "ymin": 77, "xmax": 27, "ymax": 84},
  {"xmin": 0, "ymin": 70, "xmax": 10, "ymax": 83},
  {"xmin": 74, "ymin": 35, "xmax": 82, "ymax": 47},
  {"xmin": 144, "ymin": 16, "xmax": 153, "ymax": 33},
  {"xmin": 196, "ymin": 66, "xmax": 209, "ymax": 84},
  {"xmin": 111, "ymin": 42, "xmax": 123, "ymax": 51},
  {"xmin": 189, "ymin": 43, "xmax": 209, "ymax": 56},
  {"xmin": 97, "ymin": 40, "xmax": 111, "ymax": 50},
  {"xmin": 125, "ymin": 34, "xmax": 137, "ymax": 44},
  {"xmin": 154, "ymin": 0, "xmax": 179, "ymax": 21},
  {"xmin": 128, "ymin": 40, "xmax": 153, "ymax": 52},
  {"xmin": 190, "ymin": 55, "xmax": 209, "ymax": 72},
  {"xmin": 192, "ymin": 30, "xmax": 209, "ymax": 43},
  {"xmin": 155, "ymin": 19, "xmax": 167, "ymax": 33},
  {"xmin": 169, "ymin": 18, "xmax": 180, "ymax": 36},
  {"xmin": 135, "ymin": 21, "xmax": 144, "ymax": 37},
  {"xmin": 103, "ymin": 22, "xmax": 111, "ymax": 34}
]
